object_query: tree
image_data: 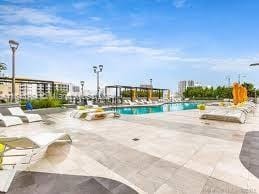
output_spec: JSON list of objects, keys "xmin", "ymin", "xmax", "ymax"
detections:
[
  {"xmin": 183, "ymin": 86, "xmax": 232, "ymax": 99},
  {"xmin": 242, "ymin": 82, "xmax": 255, "ymax": 97},
  {"xmin": 0, "ymin": 63, "xmax": 7, "ymax": 73}
]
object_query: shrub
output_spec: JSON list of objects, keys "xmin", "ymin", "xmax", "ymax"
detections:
[
  {"xmin": 21, "ymin": 98, "xmax": 63, "ymax": 109},
  {"xmin": 197, "ymin": 104, "xmax": 206, "ymax": 110}
]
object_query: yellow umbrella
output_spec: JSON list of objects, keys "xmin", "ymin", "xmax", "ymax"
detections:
[
  {"xmin": 244, "ymin": 87, "xmax": 248, "ymax": 101},
  {"xmin": 238, "ymin": 85, "xmax": 244, "ymax": 103},
  {"xmin": 232, "ymin": 83, "xmax": 239, "ymax": 105},
  {"xmin": 0, "ymin": 144, "xmax": 5, "ymax": 169}
]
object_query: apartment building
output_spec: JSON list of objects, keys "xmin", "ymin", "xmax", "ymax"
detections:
[
  {"xmin": 0, "ymin": 77, "xmax": 79, "ymax": 100},
  {"xmin": 0, "ymin": 82, "xmax": 20, "ymax": 100}
]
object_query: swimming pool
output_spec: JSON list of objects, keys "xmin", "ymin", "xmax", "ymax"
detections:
[{"xmin": 112, "ymin": 103, "xmax": 198, "ymax": 115}]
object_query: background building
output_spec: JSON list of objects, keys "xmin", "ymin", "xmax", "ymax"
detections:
[
  {"xmin": 67, "ymin": 83, "xmax": 80, "ymax": 97},
  {"xmin": 178, "ymin": 80, "xmax": 196, "ymax": 96},
  {"xmin": 0, "ymin": 82, "xmax": 20, "ymax": 100},
  {"xmin": 0, "ymin": 76, "xmax": 79, "ymax": 101},
  {"xmin": 178, "ymin": 81, "xmax": 186, "ymax": 95},
  {"xmin": 20, "ymin": 83, "xmax": 37, "ymax": 99}
]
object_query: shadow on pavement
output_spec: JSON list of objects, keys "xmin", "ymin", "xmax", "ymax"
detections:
[{"xmin": 240, "ymin": 131, "xmax": 259, "ymax": 179}]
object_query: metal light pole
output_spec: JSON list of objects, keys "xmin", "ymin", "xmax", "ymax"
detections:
[
  {"xmin": 250, "ymin": 63, "xmax": 259, "ymax": 103},
  {"xmin": 9, "ymin": 40, "xmax": 19, "ymax": 103},
  {"xmin": 225, "ymin": 75, "xmax": 231, "ymax": 87},
  {"xmin": 150, "ymin": 79, "xmax": 153, "ymax": 87},
  {"xmin": 80, "ymin": 81, "xmax": 85, "ymax": 96},
  {"xmin": 238, "ymin": 74, "xmax": 246, "ymax": 84},
  {"xmin": 93, "ymin": 65, "xmax": 103, "ymax": 99}
]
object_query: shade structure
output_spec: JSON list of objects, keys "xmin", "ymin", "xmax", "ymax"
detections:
[{"xmin": 232, "ymin": 83, "xmax": 239, "ymax": 105}]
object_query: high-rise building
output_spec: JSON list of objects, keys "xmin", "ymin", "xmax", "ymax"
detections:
[
  {"xmin": 178, "ymin": 81, "xmax": 187, "ymax": 95},
  {"xmin": 187, "ymin": 80, "xmax": 194, "ymax": 87},
  {"xmin": 178, "ymin": 80, "xmax": 196, "ymax": 95}
]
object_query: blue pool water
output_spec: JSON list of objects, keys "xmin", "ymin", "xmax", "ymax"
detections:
[{"xmin": 113, "ymin": 103, "xmax": 198, "ymax": 115}]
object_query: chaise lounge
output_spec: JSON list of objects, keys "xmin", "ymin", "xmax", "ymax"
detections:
[
  {"xmin": 0, "ymin": 113, "xmax": 23, "ymax": 127},
  {"xmin": 200, "ymin": 108, "xmax": 247, "ymax": 124},
  {"xmin": 85, "ymin": 110, "xmax": 119, "ymax": 121},
  {"xmin": 0, "ymin": 132, "xmax": 72, "ymax": 192},
  {"xmin": 8, "ymin": 107, "xmax": 42, "ymax": 123}
]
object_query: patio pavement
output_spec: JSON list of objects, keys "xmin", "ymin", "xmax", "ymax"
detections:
[{"xmin": 1, "ymin": 108, "xmax": 259, "ymax": 194}]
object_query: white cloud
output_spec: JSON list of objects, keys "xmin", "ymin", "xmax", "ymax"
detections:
[
  {"xmin": 72, "ymin": 1, "xmax": 97, "ymax": 10},
  {"xmin": 0, "ymin": 4, "xmax": 181, "ymax": 60},
  {"xmin": 3, "ymin": 0, "xmax": 35, "ymax": 3},
  {"xmin": 0, "ymin": 5, "xmax": 72, "ymax": 25},
  {"xmin": 173, "ymin": 0, "xmax": 187, "ymax": 8},
  {"xmin": 89, "ymin": 16, "xmax": 101, "ymax": 21}
]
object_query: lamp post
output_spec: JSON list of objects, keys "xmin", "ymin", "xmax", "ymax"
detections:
[
  {"xmin": 150, "ymin": 79, "xmax": 153, "ymax": 87},
  {"xmin": 225, "ymin": 75, "xmax": 231, "ymax": 87},
  {"xmin": 80, "ymin": 81, "xmax": 85, "ymax": 96},
  {"xmin": 93, "ymin": 65, "xmax": 103, "ymax": 99},
  {"xmin": 250, "ymin": 63, "xmax": 259, "ymax": 103},
  {"xmin": 9, "ymin": 40, "xmax": 19, "ymax": 103},
  {"xmin": 238, "ymin": 74, "xmax": 246, "ymax": 84}
]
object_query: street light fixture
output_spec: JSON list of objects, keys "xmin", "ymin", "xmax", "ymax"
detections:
[
  {"xmin": 250, "ymin": 63, "xmax": 259, "ymax": 66},
  {"xmin": 250, "ymin": 63, "xmax": 259, "ymax": 103},
  {"xmin": 238, "ymin": 74, "xmax": 246, "ymax": 84},
  {"xmin": 93, "ymin": 65, "xmax": 103, "ymax": 99},
  {"xmin": 80, "ymin": 81, "xmax": 85, "ymax": 96},
  {"xmin": 150, "ymin": 79, "xmax": 153, "ymax": 87},
  {"xmin": 9, "ymin": 40, "xmax": 19, "ymax": 103}
]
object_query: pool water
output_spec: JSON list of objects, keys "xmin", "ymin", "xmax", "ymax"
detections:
[{"xmin": 113, "ymin": 103, "xmax": 198, "ymax": 115}]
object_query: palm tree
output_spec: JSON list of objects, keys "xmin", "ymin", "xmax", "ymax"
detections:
[{"xmin": 0, "ymin": 63, "xmax": 7, "ymax": 74}]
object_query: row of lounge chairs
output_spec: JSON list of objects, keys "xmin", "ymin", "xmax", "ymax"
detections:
[
  {"xmin": 0, "ymin": 107, "xmax": 42, "ymax": 127},
  {"xmin": 123, "ymin": 99, "xmax": 160, "ymax": 105},
  {"xmin": 200, "ymin": 101, "xmax": 256, "ymax": 124},
  {"xmin": 0, "ymin": 132, "xmax": 72, "ymax": 192}
]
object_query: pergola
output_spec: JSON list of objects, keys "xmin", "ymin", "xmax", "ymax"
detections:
[
  {"xmin": 0, "ymin": 77, "xmax": 55, "ymax": 96},
  {"xmin": 105, "ymin": 85, "xmax": 170, "ymax": 103}
]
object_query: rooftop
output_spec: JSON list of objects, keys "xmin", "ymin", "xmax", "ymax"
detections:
[{"xmin": 1, "ymin": 107, "xmax": 259, "ymax": 193}]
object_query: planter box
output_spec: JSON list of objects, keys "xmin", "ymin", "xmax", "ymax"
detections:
[{"xmin": 25, "ymin": 107, "xmax": 69, "ymax": 115}]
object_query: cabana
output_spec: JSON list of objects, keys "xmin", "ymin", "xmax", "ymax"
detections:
[{"xmin": 105, "ymin": 85, "xmax": 170, "ymax": 104}]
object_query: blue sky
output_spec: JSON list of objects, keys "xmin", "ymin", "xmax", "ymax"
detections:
[{"xmin": 1, "ymin": 0, "xmax": 259, "ymax": 92}]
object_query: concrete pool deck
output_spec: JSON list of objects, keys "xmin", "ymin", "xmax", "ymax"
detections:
[{"xmin": 1, "ymin": 108, "xmax": 259, "ymax": 193}]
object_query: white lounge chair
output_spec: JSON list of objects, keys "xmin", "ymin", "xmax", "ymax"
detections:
[
  {"xmin": 85, "ymin": 111, "xmax": 119, "ymax": 121},
  {"xmin": 200, "ymin": 109, "xmax": 247, "ymax": 124},
  {"xmin": 134, "ymin": 100, "xmax": 144, "ymax": 105},
  {"xmin": 0, "ymin": 113, "xmax": 23, "ymax": 127},
  {"xmin": 70, "ymin": 108, "xmax": 98, "ymax": 118},
  {"xmin": 87, "ymin": 101, "xmax": 98, "ymax": 108},
  {"xmin": 8, "ymin": 107, "xmax": 42, "ymax": 123},
  {"xmin": 0, "ymin": 132, "xmax": 72, "ymax": 192},
  {"xmin": 128, "ymin": 100, "xmax": 136, "ymax": 106}
]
